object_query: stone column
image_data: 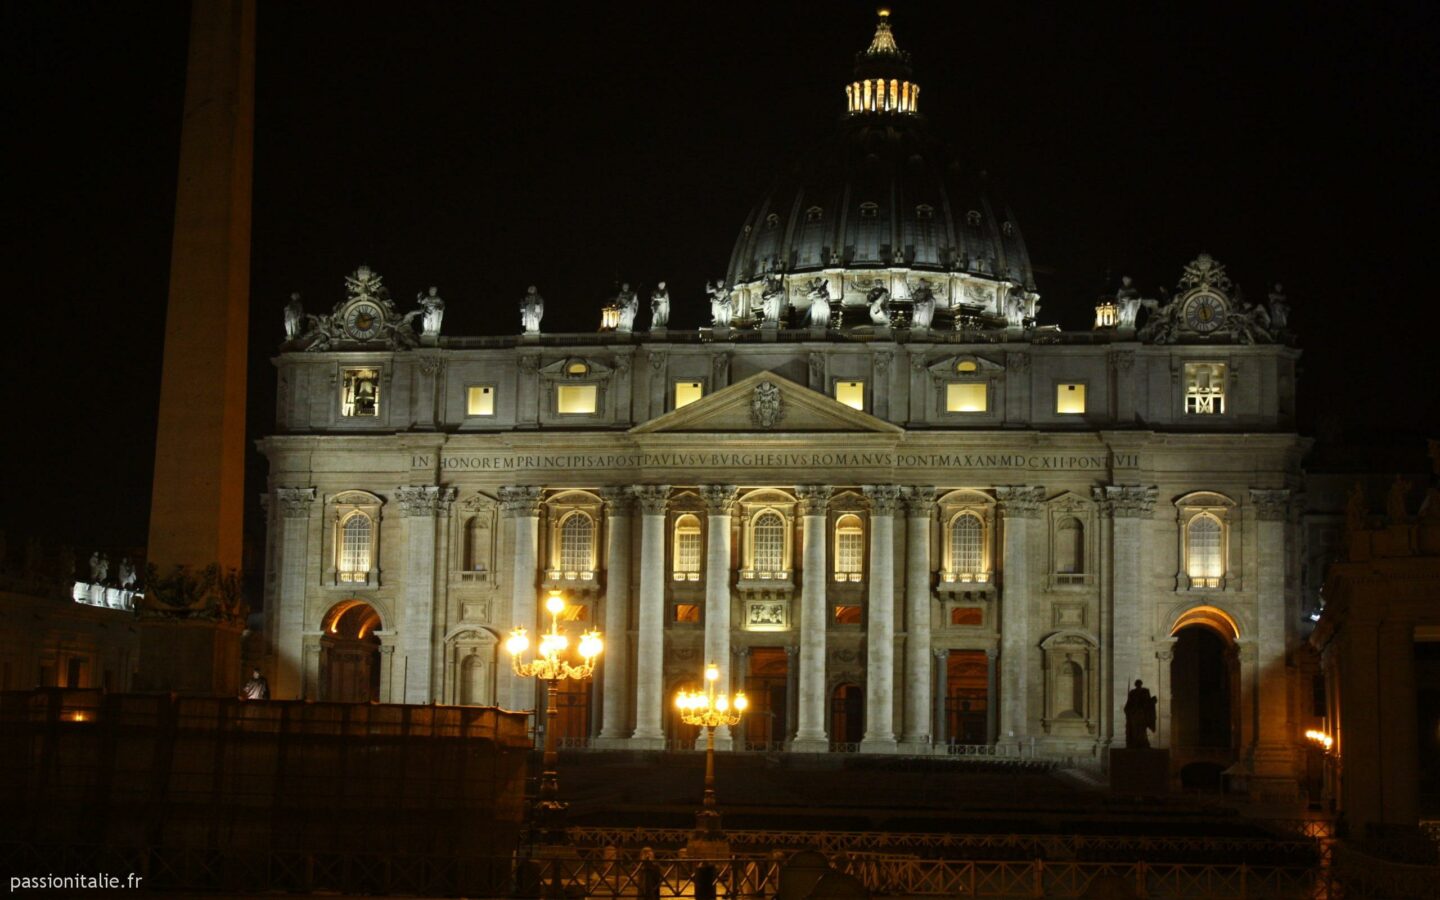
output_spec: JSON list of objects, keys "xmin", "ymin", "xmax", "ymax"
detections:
[
  {"xmin": 1249, "ymin": 488, "xmax": 1297, "ymax": 795},
  {"xmin": 395, "ymin": 485, "xmax": 455, "ymax": 704},
  {"xmin": 1100, "ymin": 485, "xmax": 1157, "ymax": 749},
  {"xmin": 700, "ymin": 485, "xmax": 739, "ymax": 749},
  {"xmin": 630, "ymin": 485, "xmax": 671, "ymax": 748},
  {"xmin": 996, "ymin": 485, "xmax": 1045, "ymax": 748},
  {"xmin": 596, "ymin": 488, "xmax": 634, "ymax": 746},
  {"xmin": 1095, "ymin": 500, "xmax": 1115, "ymax": 746},
  {"xmin": 792, "ymin": 485, "xmax": 832, "ymax": 752},
  {"xmin": 272, "ymin": 487, "xmax": 315, "ymax": 700},
  {"xmin": 500, "ymin": 485, "xmax": 543, "ymax": 711},
  {"xmin": 861, "ymin": 485, "xmax": 902, "ymax": 752},
  {"xmin": 901, "ymin": 487, "xmax": 936, "ymax": 750}
]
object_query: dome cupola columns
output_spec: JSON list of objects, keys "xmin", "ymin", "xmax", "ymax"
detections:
[{"xmin": 846, "ymin": 8, "xmax": 919, "ymax": 116}]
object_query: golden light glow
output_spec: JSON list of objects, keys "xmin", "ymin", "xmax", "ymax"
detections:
[
  {"xmin": 674, "ymin": 661, "xmax": 748, "ymax": 728},
  {"xmin": 467, "ymin": 385, "xmax": 495, "ymax": 416},
  {"xmin": 545, "ymin": 591, "xmax": 566, "ymax": 616},
  {"xmin": 946, "ymin": 382, "xmax": 987, "ymax": 412},
  {"xmin": 600, "ymin": 306, "xmax": 621, "ymax": 330},
  {"xmin": 557, "ymin": 384, "xmax": 597, "ymax": 414},
  {"xmin": 1094, "ymin": 300, "xmax": 1118, "ymax": 329},
  {"xmin": 1305, "ymin": 729, "xmax": 1335, "ymax": 751},
  {"xmin": 506, "ymin": 591, "xmax": 603, "ymax": 683},
  {"xmin": 835, "ymin": 380, "xmax": 865, "ymax": 410},
  {"xmin": 674, "ymin": 381, "xmax": 704, "ymax": 408},
  {"xmin": 1056, "ymin": 383, "xmax": 1086, "ymax": 415}
]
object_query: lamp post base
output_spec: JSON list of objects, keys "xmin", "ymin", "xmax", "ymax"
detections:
[{"xmin": 687, "ymin": 808, "xmax": 729, "ymax": 858}]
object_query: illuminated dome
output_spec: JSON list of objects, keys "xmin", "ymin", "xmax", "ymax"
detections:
[{"xmin": 723, "ymin": 9, "xmax": 1037, "ymax": 328}]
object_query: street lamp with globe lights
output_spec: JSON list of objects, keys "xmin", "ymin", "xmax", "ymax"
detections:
[
  {"xmin": 675, "ymin": 663, "xmax": 747, "ymax": 849},
  {"xmin": 506, "ymin": 589, "xmax": 602, "ymax": 842}
]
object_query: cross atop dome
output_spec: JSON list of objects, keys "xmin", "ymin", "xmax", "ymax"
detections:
[{"xmin": 847, "ymin": 8, "xmax": 919, "ymax": 116}]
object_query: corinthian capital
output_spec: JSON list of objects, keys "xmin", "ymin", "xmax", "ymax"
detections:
[
  {"xmin": 1101, "ymin": 484, "xmax": 1158, "ymax": 519},
  {"xmin": 498, "ymin": 485, "xmax": 544, "ymax": 517},
  {"xmin": 396, "ymin": 485, "xmax": 456, "ymax": 517},
  {"xmin": 1249, "ymin": 488, "xmax": 1291, "ymax": 522},
  {"xmin": 794, "ymin": 485, "xmax": 833, "ymax": 516},
  {"xmin": 863, "ymin": 484, "xmax": 904, "ymax": 515},
  {"xmin": 276, "ymin": 487, "xmax": 316, "ymax": 519},
  {"xmin": 904, "ymin": 486, "xmax": 937, "ymax": 517},
  {"xmin": 697, "ymin": 484, "xmax": 738, "ymax": 515},
  {"xmin": 599, "ymin": 486, "xmax": 635, "ymax": 517},
  {"xmin": 995, "ymin": 485, "xmax": 1046, "ymax": 518},
  {"xmin": 633, "ymin": 484, "xmax": 673, "ymax": 515}
]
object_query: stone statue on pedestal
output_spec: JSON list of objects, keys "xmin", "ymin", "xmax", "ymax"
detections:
[
  {"xmin": 520, "ymin": 285, "xmax": 544, "ymax": 334},
  {"xmin": 866, "ymin": 284, "xmax": 890, "ymax": 325},
  {"xmin": 118, "ymin": 557, "xmax": 137, "ymax": 589},
  {"xmin": 1116, "ymin": 276, "xmax": 1142, "ymax": 329},
  {"xmin": 615, "ymin": 283, "xmax": 639, "ymax": 333},
  {"xmin": 1123, "ymin": 679, "xmax": 1157, "ymax": 749},
  {"xmin": 760, "ymin": 275, "xmax": 785, "ymax": 326},
  {"xmin": 419, "ymin": 287, "xmax": 444, "ymax": 336},
  {"xmin": 707, "ymin": 280, "xmax": 732, "ymax": 327},
  {"xmin": 911, "ymin": 280, "xmax": 936, "ymax": 330},
  {"xmin": 805, "ymin": 277, "xmax": 831, "ymax": 327},
  {"xmin": 284, "ymin": 292, "xmax": 304, "ymax": 340},
  {"xmin": 650, "ymin": 281, "xmax": 670, "ymax": 329},
  {"xmin": 241, "ymin": 668, "xmax": 269, "ymax": 700},
  {"xmin": 1267, "ymin": 283, "xmax": 1290, "ymax": 332}
]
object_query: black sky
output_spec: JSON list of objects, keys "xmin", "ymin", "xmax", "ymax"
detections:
[{"xmin": 5, "ymin": 1, "xmax": 1437, "ymax": 554}]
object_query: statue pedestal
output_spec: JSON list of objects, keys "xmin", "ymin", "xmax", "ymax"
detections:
[
  {"xmin": 1109, "ymin": 748, "xmax": 1170, "ymax": 797},
  {"xmin": 135, "ymin": 617, "xmax": 245, "ymax": 696}
]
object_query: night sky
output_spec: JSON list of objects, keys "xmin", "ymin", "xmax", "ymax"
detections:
[{"xmin": 5, "ymin": 1, "xmax": 1436, "ymax": 556}]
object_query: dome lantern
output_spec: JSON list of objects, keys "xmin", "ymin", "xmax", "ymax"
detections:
[{"xmin": 846, "ymin": 9, "xmax": 919, "ymax": 116}]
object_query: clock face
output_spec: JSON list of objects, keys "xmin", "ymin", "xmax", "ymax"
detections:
[
  {"xmin": 1183, "ymin": 292, "xmax": 1226, "ymax": 333},
  {"xmin": 345, "ymin": 302, "xmax": 384, "ymax": 340}
]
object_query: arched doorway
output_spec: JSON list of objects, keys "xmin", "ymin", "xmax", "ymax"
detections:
[
  {"xmin": 320, "ymin": 600, "xmax": 382, "ymax": 702},
  {"xmin": 1169, "ymin": 606, "xmax": 1240, "ymax": 786},
  {"xmin": 830, "ymin": 682, "xmax": 864, "ymax": 748}
]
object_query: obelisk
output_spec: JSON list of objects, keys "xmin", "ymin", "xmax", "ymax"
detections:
[{"xmin": 137, "ymin": 0, "xmax": 256, "ymax": 695}]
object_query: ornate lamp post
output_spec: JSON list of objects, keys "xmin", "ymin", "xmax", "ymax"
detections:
[
  {"xmin": 506, "ymin": 590, "xmax": 602, "ymax": 842},
  {"xmin": 675, "ymin": 663, "xmax": 747, "ymax": 853}
]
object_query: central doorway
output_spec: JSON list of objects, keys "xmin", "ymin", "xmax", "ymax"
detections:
[
  {"xmin": 1169, "ymin": 607, "xmax": 1241, "ymax": 789},
  {"xmin": 744, "ymin": 647, "xmax": 789, "ymax": 750},
  {"xmin": 320, "ymin": 600, "xmax": 382, "ymax": 702},
  {"xmin": 945, "ymin": 650, "xmax": 991, "ymax": 745}
]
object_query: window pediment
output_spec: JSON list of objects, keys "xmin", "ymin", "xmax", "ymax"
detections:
[
  {"xmin": 539, "ymin": 357, "xmax": 614, "ymax": 380},
  {"xmin": 927, "ymin": 354, "xmax": 1005, "ymax": 382}
]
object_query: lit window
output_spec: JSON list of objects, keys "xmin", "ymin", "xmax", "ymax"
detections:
[
  {"xmin": 956, "ymin": 360, "xmax": 977, "ymax": 374},
  {"xmin": 566, "ymin": 361, "xmax": 590, "ymax": 377},
  {"xmin": 674, "ymin": 381, "xmax": 704, "ymax": 409},
  {"xmin": 559, "ymin": 513, "xmax": 594, "ymax": 573},
  {"xmin": 1056, "ymin": 517, "xmax": 1084, "ymax": 575},
  {"xmin": 341, "ymin": 368, "xmax": 380, "ymax": 417},
  {"xmin": 947, "ymin": 382, "xmax": 987, "ymax": 413},
  {"xmin": 834, "ymin": 605, "xmax": 862, "ymax": 624},
  {"xmin": 338, "ymin": 512, "xmax": 372, "ymax": 583},
  {"xmin": 467, "ymin": 385, "xmax": 495, "ymax": 416},
  {"xmin": 1185, "ymin": 363, "xmax": 1227, "ymax": 415},
  {"xmin": 674, "ymin": 604, "xmax": 701, "ymax": 623},
  {"xmin": 556, "ymin": 384, "xmax": 597, "ymax": 414},
  {"xmin": 1056, "ymin": 383, "xmax": 1086, "ymax": 415},
  {"xmin": 752, "ymin": 511, "xmax": 785, "ymax": 574},
  {"xmin": 834, "ymin": 381, "xmax": 865, "ymax": 410},
  {"xmin": 673, "ymin": 514, "xmax": 702, "ymax": 581},
  {"xmin": 834, "ymin": 514, "xmax": 864, "ymax": 582},
  {"xmin": 1186, "ymin": 514, "xmax": 1224, "ymax": 588},
  {"xmin": 948, "ymin": 513, "xmax": 984, "ymax": 581}
]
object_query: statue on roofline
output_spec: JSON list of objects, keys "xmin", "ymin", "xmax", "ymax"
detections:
[
  {"xmin": 650, "ymin": 281, "xmax": 670, "ymax": 329},
  {"xmin": 520, "ymin": 285, "xmax": 544, "ymax": 334}
]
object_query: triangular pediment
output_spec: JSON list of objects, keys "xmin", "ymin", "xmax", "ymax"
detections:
[{"xmin": 630, "ymin": 371, "xmax": 903, "ymax": 434}]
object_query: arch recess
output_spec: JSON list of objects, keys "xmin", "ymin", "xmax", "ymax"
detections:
[{"xmin": 1170, "ymin": 604, "xmax": 1240, "ymax": 641}]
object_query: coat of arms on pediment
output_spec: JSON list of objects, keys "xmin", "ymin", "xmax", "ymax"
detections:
[{"xmin": 750, "ymin": 381, "xmax": 784, "ymax": 429}]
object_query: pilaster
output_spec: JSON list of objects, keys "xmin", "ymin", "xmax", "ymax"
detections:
[
  {"xmin": 1097, "ymin": 484, "xmax": 1157, "ymax": 749},
  {"xmin": 500, "ymin": 485, "xmax": 543, "ymax": 711},
  {"xmin": 395, "ymin": 484, "xmax": 455, "ymax": 704},
  {"xmin": 1248, "ymin": 488, "xmax": 1297, "ymax": 796},
  {"xmin": 996, "ymin": 485, "xmax": 1044, "ymax": 748},
  {"xmin": 272, "ymin": 487, "xmax": 314, "ymax": 699}
]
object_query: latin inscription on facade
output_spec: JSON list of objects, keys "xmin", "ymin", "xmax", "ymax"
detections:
[{"xmin": 410, "ymin": 451, "xmax": 1140, "ymax": 472}]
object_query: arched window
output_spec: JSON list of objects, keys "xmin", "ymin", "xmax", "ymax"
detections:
[
  {"xmin": 559, "ymin": 512, "xmax": 594, "ymax": 573},
  {"xmin": 1186, "ymin": 513, "xmax": 1224, "ymax": 588},
  {"xmin": 466, "ymin": 517, "xmax": 487, "ymax": 572},
  {"xmin": 948, "ymin": 512, "xmax": 984, "ymax": 580},
  {"xmin": 1056, "ymin": 517, "xmax": 1084, "ymax": 574},
  {"xmin": 834, "ymin": 514, "xmax": 864, "ymax": 582},
  {"xmin": 673, "ymin": 514, "xmax": 702, "ymax": 581},
  {"xmin": 338, "ymin": 512, "xmax": 373, "ymax": 583},
  {"xmin": 752, "ymin": 511, "xmax": 785, "ymax": 574}
]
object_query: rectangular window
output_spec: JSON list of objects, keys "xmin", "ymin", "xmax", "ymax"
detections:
[
  {"xmin": 1184, "ymin": 363, "xmax": 1227, "ymax": 415},
  {"xmin": 674, "ymin": 603, "xmax": 701, "ymax": 623},
  {"xmin": 674, "ymin": 381, "xmax": 704, "ymax": 409},
  {"xmin": 946, "ymin": 382, "xmax": 987, "ymax": 413},
  {"xmin": 341, "ymin": 368, "xmax": 380, "ymax": 417},
  {"xmin": 674, "ymin": 528, "xmax": 702, "ymax": 579},
  {"xmin": 834, "ymin": 380, "xmax": 865, "ymax": 410},
  {"xmin": 556, "ymin": 384, "xmax": 598, "ymax": 415},
  {"xmin": 1056, "ymin": 383, "xmax": 1086, "ymax": 414},
  {"xmin": 466, "ymin": 385, "xmax": 495, "ymax": 416},
  {"xmin": 835, "ymin": 529, "xmax": 864, "ymax": 581}
]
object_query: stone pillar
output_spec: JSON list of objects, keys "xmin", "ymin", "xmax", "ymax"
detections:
[
  {"xmin": 630, "ymin": 485, "xmax": 671, "ymax": 748},
  {"xmin": 500, "ymin": 486, "xmax": 543, "ymax": 711},
  {"xmin": 932, "ymin": 648, "xmax": 949, "ymax": 746},
  {"xmin": 901, "ymin": 487, "xmax": 936, "ymax": 750},
  {"xmin": 1249, "ymin": 488, "xmax": 1297, "ymax": 796},
  {"xmin": 272, "ymin": 488, "xmax": 314, "ymax": 699},
  {"xmin": 1100, "ymin": 485, "xmax": 1157, "ymax": 749},
  {"xmin": 700, "ymin": 485, "xmax": 739, "ymax": 748},
  {"xmin": 1376, "ymin": 620, "xmax": 1419, "ymax": 825},
  {"xmin": 596, "ymin": 488, "xmax": 633, "ymax": 746},
  {"xmin": 985, "ymin": 647, "xmax": 999, "ymax": 745},
  {"xmin": 792, "ymin": 485, "xmax": 832, "ymax": 752},
  {"xmin": 997, "ymin": 485, "xmax": 1046, "ymax": 747},
  {"xmin": 395, "ymin": 485, "xmax": 454, "ymax": 704},
  {"xmin": 1096, "ymin": 502, "xmax": 1115, "ymax": 746},
  {"xmin": 861, "ymin": 485, "xmax": 902, "ymax": 752}
]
